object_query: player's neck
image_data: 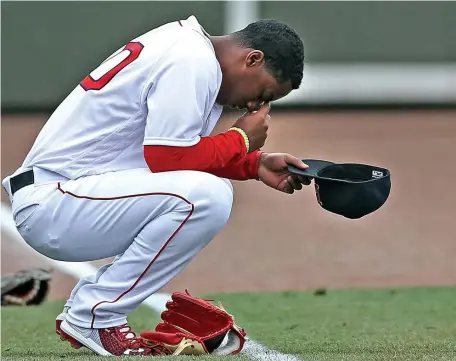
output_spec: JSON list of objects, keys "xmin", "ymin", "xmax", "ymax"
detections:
[{"xmin": 210, "ymin": 35, "xmax": 239, "ymax": 69}]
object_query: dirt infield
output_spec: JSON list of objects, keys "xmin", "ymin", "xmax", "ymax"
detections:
[{"xmin": 2, "ymin": 110, "xmax": 456, "ymax": 300}]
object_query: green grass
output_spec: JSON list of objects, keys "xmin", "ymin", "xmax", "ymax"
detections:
[{"xmin": 1, "ymin": 287, "xmax": 456, "ymax": 360}]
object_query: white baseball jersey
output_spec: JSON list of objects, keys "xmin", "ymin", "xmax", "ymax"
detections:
[{"xmin": 20, "ymin": 15, "xmax": 223, "ymax": 180}]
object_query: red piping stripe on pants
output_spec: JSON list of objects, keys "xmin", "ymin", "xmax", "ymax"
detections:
[{"xmin": 57, "ymin": 183, "xmax": 194, "ymax": 328}]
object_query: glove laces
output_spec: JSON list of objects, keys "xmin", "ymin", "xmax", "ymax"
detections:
[{"xmin": 184, "ymin": 289, "xmax": 214, "ymax": 302}]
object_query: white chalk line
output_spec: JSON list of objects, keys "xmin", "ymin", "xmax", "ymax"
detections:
[{"xmin": 1, "ymin": 202, "xmax": 301, "ymax": 361}]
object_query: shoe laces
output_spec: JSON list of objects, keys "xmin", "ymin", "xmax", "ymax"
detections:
[
  {"xmin": 116, "ymin": 324, "xmax": 142, "ymax": 349},
  {"xmin": 116, "ymin": 325, "xmax": 171, "ymax": 354}
]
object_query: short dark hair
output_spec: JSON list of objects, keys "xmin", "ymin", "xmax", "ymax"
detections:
[{"xmin": 233, "ymin": 19, "xmax": 304, "ymax": 89}]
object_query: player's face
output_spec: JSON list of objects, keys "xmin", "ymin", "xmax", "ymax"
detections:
[{"xmin": 219, "ymin": 50, "xmax": 293, "ymax": 112}]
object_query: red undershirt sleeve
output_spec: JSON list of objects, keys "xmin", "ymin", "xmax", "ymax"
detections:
[{"xmin": 144, "ymin": 130, "xmax": 262, "ymax": 181}]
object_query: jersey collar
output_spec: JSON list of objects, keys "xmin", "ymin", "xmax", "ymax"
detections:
[{"xmin": 179, "ymin": 16, "xmax": 214, "ymax": 52}]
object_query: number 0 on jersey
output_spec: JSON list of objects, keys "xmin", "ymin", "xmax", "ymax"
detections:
[{"xmin": 80, "ymin": 42, "xmax": 144, "ymax": 91}]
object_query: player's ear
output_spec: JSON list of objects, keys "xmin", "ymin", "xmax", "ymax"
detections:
[{"xmin": 245, "ymin": 50, "xmax": 264, "ymax": 68}]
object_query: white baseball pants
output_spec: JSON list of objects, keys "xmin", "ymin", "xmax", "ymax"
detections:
[{"xmin": 9, "ymin": 167, "xmax": 233, "ymax": 328}]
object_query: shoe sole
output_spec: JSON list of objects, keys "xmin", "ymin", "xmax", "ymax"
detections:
[
  {"xmin": 60, "ymin": 320, "xmax": 113, "ymax": 356},
  {"xmin": 56, "ymin": 314, "xmax": 83, "ymax": 349}
]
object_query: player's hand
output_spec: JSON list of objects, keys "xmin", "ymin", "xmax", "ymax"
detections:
[
  {"xmin": 232, "ymin": 103, "xmax": 271, "ymax": 152},
  {"xmin": 257, "ymin": 153, "xmax": 313, "ymax": 194}
]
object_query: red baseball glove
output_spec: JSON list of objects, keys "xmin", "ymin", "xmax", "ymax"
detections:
[{"xmin": 140, "ymin": 290, "xmax": 246, "ymax": 355}]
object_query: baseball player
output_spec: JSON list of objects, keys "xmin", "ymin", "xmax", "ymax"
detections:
[{"xmin": 2, "ymin": 15, "xmax": 309, "ymax": 356}]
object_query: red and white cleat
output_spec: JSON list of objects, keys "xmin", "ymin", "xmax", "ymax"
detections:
[
  {"xmin": 55, "ymin": 308, "xmax": 83, "ymax": 349},
  {"xmin": 59, "ymin": 319, "xmax": 171, "ymax": 356}
]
